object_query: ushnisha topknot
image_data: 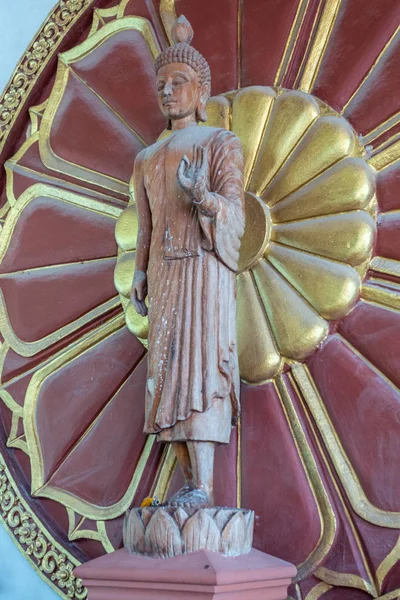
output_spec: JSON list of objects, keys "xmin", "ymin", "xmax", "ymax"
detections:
[{"xmin": 155, "ymin": 15, "xmax": 211, "ymax": 88}]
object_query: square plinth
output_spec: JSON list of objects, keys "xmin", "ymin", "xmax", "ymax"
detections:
[{"xmin": 74, "ymin": 548, "xmax": 296, "ymax": 600}]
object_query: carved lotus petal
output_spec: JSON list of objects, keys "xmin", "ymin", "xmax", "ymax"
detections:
[
  {"xmin": 173, "ymin": 506, "xmax": 189, "ymax": 530},
  {"xmin": 140, "ymin": 507, "xmax": 153, "ymax": 528},
  {"xmin": 123, "ymin": 509, "xmax": 145, "ymax": 554},
  {"xmin": 214, "ymin": 508, "xmax": 237, "ymax": 531},
  {"xmin": 220, "ymin": 511, "xmax": 249, "ymax": 557},
  {"xmin": 182, "ymin": 509, "xmax": 221, "ymax": 554},
  {"xmin": 144, "ymin": 508, "xmax": 182, "ymax": 558},
  {"xmin": 124, "ymin": 507, "xmax": 254, "ymax": 558}
]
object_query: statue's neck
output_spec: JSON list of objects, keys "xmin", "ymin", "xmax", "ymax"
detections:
[{"xmin": 171, "ymin": 114, "xmax": 198, "ymax": 131}]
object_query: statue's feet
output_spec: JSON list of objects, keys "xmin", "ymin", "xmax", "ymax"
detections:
[
  {"xmin": 168, "ymin": 482, "xmax": 195, "ymax": 505},
  {"xmin": 168, "ymin": 485, "xmax": 213, "ymax": 508}
]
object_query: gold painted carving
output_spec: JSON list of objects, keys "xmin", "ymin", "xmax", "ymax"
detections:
[
  {"xmin": 343, "ymin": 25, "xmax": 400, "ymax": 115},
  {"xmin": 116, "ymin": 86, "xmax": 377, "ymax": 383},
  {"xmin": 304, "ymin": 582, "xmax": 333, "ymax": 600},
  {"xmin": 0, "ymin": 0, "xmax": 96, "ymax": 153},
  {"xmin": 298, "ymin": 0, "xmax": 342, "ymax": 93},
  {"xmin": 369, "ymin": 139, "xmax": 400, "ymax": 171},
  {"xmin": 24, "ymin": 317, "xmax": 154, "ymax": 520},
  {"xmin": 0, "ymin": 455, "xmax": 87, "ymax": 599},
  {"xmin": 274, "ymin": 0, "xmax": 311, "ymax": 87},
  {"xmin": 0, "ymin": 0, "xmax": 396, "ymax": 595},
  {"xmin": 0, "ymin": 183, "xmax": 121, "ymax": 357},
  {"xmin": 1, "ymin": 388, "xmax": 28, "ymax": 454},
  {"xmin": 275, "ymin": 377, "xmax": 336, "ymax": 581},
  {"xmin": 39, "ymin": 16, "xmax": 161, "ymax": 195},
  {"xmin": 376, "ymin": 536, "xmax": 400, "ymax": 594},
  {"xmin": 315, "ymin": 566, "xmax": 377, "ymax": 597},
  {"xmin": 292, "ymin": 362, "xmax": 400, "ymax": 529},
  {"xmin": 362, "ymin": 282, "xmax": 400, "ymax": 311},
  {"xmin": 150, "ymin": 445, "xmax": 177, "ymax": 504},
  {"xmin": 159, "ymin": 0, "xmax": 178, "ymax": 45},
  {"xmin": 66, "ymin": 508, "xmax": 115, "ymax": 554},
  {"xmin": 370, "ymin": 256, "xmax": 400, "ymax": 278}
]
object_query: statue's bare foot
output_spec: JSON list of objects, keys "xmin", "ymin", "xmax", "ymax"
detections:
[
  {"xmin": 169, "ymin": 486, "xmax": 213, "ymax": 508},
  {"xmin": 168, "ymin": 482, "xmax": 195, "ymax": 505}
]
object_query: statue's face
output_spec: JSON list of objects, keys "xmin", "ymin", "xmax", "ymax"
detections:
[{"xmin": 157, "ymin": 62, "xmax": 204, "ymax": 121}]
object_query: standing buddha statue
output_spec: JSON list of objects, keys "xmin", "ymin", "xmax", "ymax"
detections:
[{"xmin": 131, "ymin": 15, "xmax": 245, "ymax": 509}]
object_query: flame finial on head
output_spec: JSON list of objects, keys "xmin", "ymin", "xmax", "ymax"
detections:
[{"xmin": 171, "ymin": 15, "xmax": 194, "ymax": 45}]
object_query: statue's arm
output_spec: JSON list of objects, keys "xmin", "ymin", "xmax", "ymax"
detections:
[
  {"xmin": 205, "ymin": 131, "xmax": 244, "ymax": 215},
  {"xmin": 177, "ymin": 131, "xmax": 244, "ymax": 219},
  {"xmin": 131, "ymin": 151, "xmax": 151, "ymax": 317},
  {"xmin": 199, "ymin": 131, "xmax": 245, "ymax": 271},
  {"xmin": 176, "ymin": 131, "xmax": 244, "ymax": 271}
]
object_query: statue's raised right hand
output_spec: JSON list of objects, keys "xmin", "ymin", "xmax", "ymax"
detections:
[{"xmin": 131, "ymin": 270, "xmax": 148, "ymax": 317}]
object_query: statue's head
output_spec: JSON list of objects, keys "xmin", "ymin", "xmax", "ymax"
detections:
[{"xmin": 155, "ymin": 16, "xmax": 211, "ymax": 128}]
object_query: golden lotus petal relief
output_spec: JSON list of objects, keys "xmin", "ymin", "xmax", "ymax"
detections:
[
  {"xmin": 248, "ymin": 90, "xmax": 320, "ymax": 197},
  {"xmin": 267, "ymin": 243, "xmax": 360, "ymax": 320},
  {"xmin": 125, "ymin": 301, "xmax": 149, "ymax": 343},
  {"xmin": 231, "ymin": 86, "xmax": 276, "ymax": 188},
  {"xmin": 271, "ymin": 157, "xmax": 376, "ymax": 223},
  {"xmin": 272, "ymin": 211, "xmax": 375, "ymax": 267},
  {"xmin": 253, "ymin": 260, "xmax": 328, "ymax": 361},
  {"xmin": 237, "ymin": 192, "xmax": 271, "ymax": 272},
  {"xmin": 115, "ymin": 203, "xmax": 138, "ymax": 251},
  {"xmin": 114, "ymin": 251, "xmax": 136, "ymax": 298},
  {"xmin": 114, "ymin": 86, "xmax": 377, "ymax": 381},
  {"xmin": 264, "ymin": 116, "xmax": 357, "ymax": 207},
  {"xmin": 114, "ymin": 202, "xmax": 147, "ymax": 340},
  {"xmin": 236, "ymin": 271, "xmax": 282, "ymax": 383},
  {"xmin": 201, "ymin": 95, "xmax": 231, "ymax": 130}
]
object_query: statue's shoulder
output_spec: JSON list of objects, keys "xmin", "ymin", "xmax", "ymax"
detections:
[
  {"xmin": 204, "ymin": 126, "xmax": 242, "ymax": 145},
  {"xmin": 134, "ymin": 146, "xmax": 148, "ymax": 167},
  {"xmin": 191, "ymin": 127, "xmax": 242, "ymax": 150}
]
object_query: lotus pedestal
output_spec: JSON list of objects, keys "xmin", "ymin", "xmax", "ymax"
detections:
[{"xmin": 74, "ymin": 546, "xmax": 296, "ymax": 600}]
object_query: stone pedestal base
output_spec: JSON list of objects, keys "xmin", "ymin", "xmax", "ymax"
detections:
[{"xmin": 74, "ymin": 547, "xmax": 296, "ymax": 600}]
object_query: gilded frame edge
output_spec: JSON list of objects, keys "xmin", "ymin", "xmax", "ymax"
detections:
[
  {"xmin": 0, "ymin": 0, "xmax": 97, "ymax": 155},
  {"xmin": 0, "ymin": 453, "xmax": 86, "ymax": 599}
]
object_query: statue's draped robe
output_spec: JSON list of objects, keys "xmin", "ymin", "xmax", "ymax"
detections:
[{"xmin": 134, "ymin": 126, "xmax": 245, "ymax": 443}]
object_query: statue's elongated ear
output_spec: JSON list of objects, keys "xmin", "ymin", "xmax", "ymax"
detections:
[{"xmin": 197, "ymin": 83, "xmax": 210, "ymax": 123}]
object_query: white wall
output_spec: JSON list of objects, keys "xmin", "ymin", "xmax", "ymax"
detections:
[{"xmin": 1, "ymin": 4, "xmax": 65, "ymax": 598}]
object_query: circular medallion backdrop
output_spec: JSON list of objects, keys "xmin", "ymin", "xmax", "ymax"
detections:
[{"xmin": 0, "ymin": 1, "xmax": 399, "ymax": 599}]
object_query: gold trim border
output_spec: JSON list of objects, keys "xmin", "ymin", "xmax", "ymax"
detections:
[
  {"xmin": 0, "ymin": 0, "xmax": 97, "ymax": 154},
  {"xmin": 0, "ymin": 453, "xmax": 87, "ymax": 599}
]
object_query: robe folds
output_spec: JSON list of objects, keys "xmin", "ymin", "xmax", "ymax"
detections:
[{"xmin": 134, "ymin": 126, "xmax": 245, "ymax": 443}]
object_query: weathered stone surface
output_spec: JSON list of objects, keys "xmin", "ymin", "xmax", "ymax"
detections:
[{"xmin": 123, "ymin": 506, "xmax": 255, "ymax": 558}]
